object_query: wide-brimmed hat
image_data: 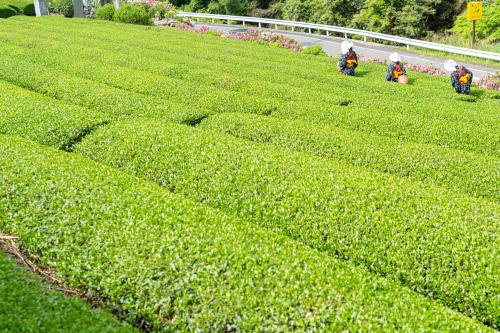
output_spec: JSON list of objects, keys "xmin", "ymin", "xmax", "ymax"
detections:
[
  {"xmin": 341, "ymin": 40, "xmax": 354, "ymax": 54},
  {"xmin": 390, "ymin": 52, "xmax": 400, "ymax": 63},
  {"xmin": 444, "ymin": 59, "xmax": 458, "ymax": 72}
]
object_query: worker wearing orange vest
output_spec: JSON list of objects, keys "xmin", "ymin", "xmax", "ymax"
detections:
[
  {"xmin": 338, "ymin": 41, "xmax": 358, "ymax": 76},
  {"xmin": 386, "ymin": 53, "xmax": 407, "ymax": 82},
  {"xmin": 444, "ymin": 60, "xmax": 473, "ymax": 95}
]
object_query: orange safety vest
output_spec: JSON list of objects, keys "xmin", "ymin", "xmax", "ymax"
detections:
[
  {"xmin": 392, "ymin": 63, "xmax": 403, "ymax": 79},
  {"xmin": 457, "ymin": 67, "xmax": 471, "ymax": 84},
  {"xmin": 346, "ymin": 51, "xmax": 358, "ymax": 68}
]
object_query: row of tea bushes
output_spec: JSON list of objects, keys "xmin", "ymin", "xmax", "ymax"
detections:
[{"xmin": 1, "ymin": 135, "xmax": 490, "ymax": 331}]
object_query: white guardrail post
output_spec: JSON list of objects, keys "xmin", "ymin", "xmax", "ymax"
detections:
[{"xmin": 178, "ymin": 12, "xmax": 500, "ymax": 61}]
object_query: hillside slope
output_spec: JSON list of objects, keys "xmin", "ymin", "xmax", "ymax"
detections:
[{"xmin": 0, "ymin": 16, "xmax": 498, "ymax": 330}]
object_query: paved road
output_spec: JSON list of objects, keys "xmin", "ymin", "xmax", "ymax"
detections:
[{"xmin": 193, "ymin": 22, "xmax": 499, "ymax": 80}]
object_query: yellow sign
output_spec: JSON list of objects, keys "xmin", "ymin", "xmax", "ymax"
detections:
[{"xmin": 467, "ymin": 2, "xmax": 483, "ymax": 21}]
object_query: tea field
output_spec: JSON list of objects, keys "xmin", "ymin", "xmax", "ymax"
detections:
[{"xmin": 0, "ymin": 16, "xmax": 498, "ymax": 332}]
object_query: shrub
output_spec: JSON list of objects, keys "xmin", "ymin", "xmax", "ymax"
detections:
[
  {"xmin": 0, "ymin": 253, "xmax": 137, "ymax": 333},
  {"xmin": 76, "ymin": 119, "xmax": 500, "ymax": 326},
  {"xmin": 0, "ymin": 4, "xmax": 16, "ymax": 17},
  {"xmin": 1, "ymin": 17, "xmax": 499, "ymax": 328},
  {"xmin": 0, "ymin": 135, "xmax": 490, "ymax": 331},
  {"xmin": 96, "ymin": 3, "xmax": 114, "ymax": 20},
  {"xmin": 302, "ymin": 45, "xmax": 326, "ymax": 56},
  {"xmin": 0, "ymin": 0, "xmax": 35, "ymax": 15},
  {"xmin": 199, "ymin": 112, "xmax": 500, "ymax": 201},
  {"xmin": 0, "ymin": 80, "xmax": 107, "ymax": 149},
  {"xmin": 54, "ymin": 0, "xmax": 73, "ymax": 17},
  {"xmin": 113, "ymin": 3, "xmax": 150, "ymax": 25},
  {"xmin": 21, "ymin": 2, "xmax": 34, "ymax": 15}
]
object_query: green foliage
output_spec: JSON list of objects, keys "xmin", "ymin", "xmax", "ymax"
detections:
[
  {"xmin": 0, "ymin": 135, "xmax": 492, "ymax": 332},
  {"xmin": 199, "ymin": 112, "xmax": 499, "ymax": 200},
  {"xmin": 0, "ymin": 0, "xmax": 35, "ymax": 15},
  {"xmin": 450, "ymin": 0, "xmax": 500, "ymax": 43},
  {"xmin": 0, "ymin": 252, "xmax": 137, "ymax": 333},
  {"xmin": 301, "ymin": 45, "xmax": 326, "ymax": 56},
  {"xmin": 53, "ymin": 0, "xmax": 74, "ymax": 17},
  {"xmin": 113, "ymin": 3, "xmax": 150, "ymax": 25},
  {"xmin": 96, "ymin": 3, "xmax": 115, "ymax": 20},
  {"xmin": 183, "ymin": 0, "xmax": 464, "ymax": 37},
  {"xmin": 75, "ymin": 119, "xmax": 499, "ymax": 327},
  {"xmin": 1, "ymin": 17, "xmax": 497, "ymax": 154},
  {"xmin": 0, "ymin": 17, "xmax": 499, "ymax": 328},
  {"xmin": 0, "ymin": 79, "xmax": 107, "ymax": 149},
  {"xmin": 280, "ymin": 0, "xmax": 321, "ymax": 22},
  {"xmin": 352, "ymin": 0, "xmax": 444, "ymax": 38},
  {"xmin": 0, "ymin": 4, "xmax": 16, "ymax": 17}
]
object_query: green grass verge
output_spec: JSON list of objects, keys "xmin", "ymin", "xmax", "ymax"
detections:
[
  {"xmin": 0, "ymin": 135, "xmax": 491, "ymax": 331},
  {"xmin": 0, "ymin": 251, "xmax": 137, "ymax": 333}
]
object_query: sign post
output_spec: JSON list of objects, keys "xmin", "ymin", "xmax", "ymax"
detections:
[
  {"xmin": 466, "ymin": 1, "xmax": 483, "ymax": 49},
  {"xmin": 33, "ymin": 0, "xmax": 48, "ymax": 16}
]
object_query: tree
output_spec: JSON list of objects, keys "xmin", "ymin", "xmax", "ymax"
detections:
[{"xmin": 450, "ymin": 0, "xmax": 500, "ymax": 43}]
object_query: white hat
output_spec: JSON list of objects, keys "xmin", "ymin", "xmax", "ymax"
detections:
[
  {"xmin": 444, "ymin": 59, "xmax": 458, "ymax": 72},
  {"xmin": 341, "ymin": 40, "xmax": 354, "ymax": 54},
  {"xmin": 390, "ymin": 52, "xmax": 400, "ymax": 63}
]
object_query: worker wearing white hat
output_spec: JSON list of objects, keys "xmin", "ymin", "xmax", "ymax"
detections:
[
  {"xmin": 386, "ymin": 52, "xmax": 408, "ymax": 83},
  {"xmin": 337, "ymin": 40, "xmax": 358, "ymax": 76},
  {"xmin": 444, "ymin": 59, "xmax": 473, "ymax": 95}
]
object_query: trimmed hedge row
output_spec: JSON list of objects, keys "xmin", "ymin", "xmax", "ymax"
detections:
[
  {"xmin": 0, "ymin": 252, "xmax": 137, "ymax": 333},
  {"xmin": 6, "ymin": 17, "xmax": 499, "ymax": 118},
  {"xmin": 0, "ymin": 135, "xmax": 490, "ymax": 331},
  {"xmin": 75, "ymin": 119, "xmax": 500, "ymax": 326},
  {"xmin": 0, "ymin": 79, "xmax": 107, "ymax": 149},
  {"xmin": 0, "ymin": 52, "xmax": 208, "ymax": 124},
  {"xmin": 199, "ymin": 112, "xmax": 499, "ymax": 200},
  {"xmin": 0, "ymin": 0, "xmax": 35, "ymax": 15},
  {"xmin": 0, "ymin": 4, "xmax": 16, "ymax": 17},
  {"xmin": 0, "ymin": 29, "xmax": 497, "ymax": 154}
]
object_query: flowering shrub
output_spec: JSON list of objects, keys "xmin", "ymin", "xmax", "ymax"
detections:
[
  {"xmin": 175, "ymin": 20, "xmax": 195, "ymax": 32},
  {"xmin": 190, "ymin": 26, "xmax": 302, "ymax": 52},
  {"xmin": 474, "ymin": 74, "xmax": 500, "ymax": 91},
  {"xmin": 199, "ymin": 25, "xmax": 210, "ymax": 34}
]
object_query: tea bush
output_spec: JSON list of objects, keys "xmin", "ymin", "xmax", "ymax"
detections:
[
  {"xmin": 199, "ymin": 112, "xmax": 499, "ymax": 200},
  {"xmin": 1, "ymin": 17, "xmax": 497, "ymax": 154},
  {"xmin": 302, "ymin": 45, "xmax": 326, "ymax": 56},
  {"xmin": 0, "ymin": 252, "xmax": 137, "ymax": 333},
  {"xmin": 0, "ymin": 16, "xmax": 498, "ymax": 329},
  {"xmin": 0, "ymin": 80, "xmax": 107, "ymax": 149},
  {"xmin": 75, "ymin": 119, "xmax": 500, "ymax": 326},
  {"xmin": 0, "ymin": 4, "xmax": 16, "ymax": 17},
  {"xmin": 0, "ymin": 135, "xmax": 492, "ymax": 332}
]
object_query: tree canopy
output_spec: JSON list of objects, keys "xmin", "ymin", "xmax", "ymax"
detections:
[{"xmin": 176, "ymin": 0, "xmax": 499, "ymax": 41}]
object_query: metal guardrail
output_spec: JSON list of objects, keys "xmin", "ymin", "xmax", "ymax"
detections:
[{"xmin": 178, "ymin": 12, "xmax": 500, "ymax": 61}]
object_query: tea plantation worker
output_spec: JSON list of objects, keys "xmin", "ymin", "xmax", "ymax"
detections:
[
  {"xmin": 444, "ymin": 59, "xmax": 473, "ymax": 95},
  {"xmin": 337, "ymin": 40, "xmax": 358, "ymax": 76},
  {"xmin": 386, "ymin": 52, "xmax": 408, "ymax": 83}
]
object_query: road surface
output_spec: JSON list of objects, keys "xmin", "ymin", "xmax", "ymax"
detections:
[{"xmin": 193, "ymin": 22, "xmax": 499, "ymax": 80}]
